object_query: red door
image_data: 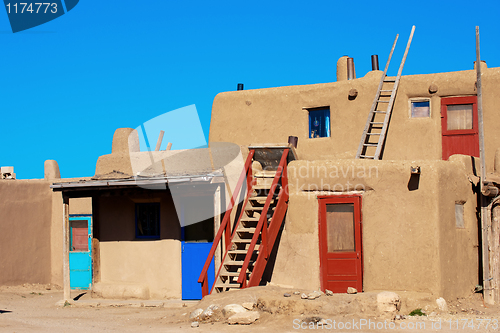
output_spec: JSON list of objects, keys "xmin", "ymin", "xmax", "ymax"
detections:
[
  {"xmin": 318, "ymin": 195, "xmax": 362, "ymax": 293},
  {"xmin": 441, "ymin": 96, "xmax": 479, "ymax": 160}
]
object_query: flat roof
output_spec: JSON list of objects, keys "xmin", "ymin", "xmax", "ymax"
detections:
[{"xmin": 50, "ymin": 172, "xmax": 224, "ymax": 192}]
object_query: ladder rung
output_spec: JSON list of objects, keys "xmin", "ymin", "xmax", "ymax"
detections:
[
  {"xmin": 384, "ymin": 79, "xmax": 396, "ymax": 82},
  {"xmin": 377, "ymin": 100, "xmax": 389, "ymax": 103},
  {"xmin": 373, "ymin": 111, "xmax": 386, "ymax": 113},
  {"xmin": 367, "ymin": 133, "xmax": 381, "ymax": 136},
  {"xmin": 370, "ymin": 122, "xmax": 384, "ymax": 125},
  {"xmin": 360, "ymin": 155, "xmax": 375, "ymax": 159},
  {"xmin": 380, "ymin": 90, "xmax": 392, "ymax": 92},
  {"xmin": 363, "ymin": 144, "xmax": 378, "ymax": 147}
]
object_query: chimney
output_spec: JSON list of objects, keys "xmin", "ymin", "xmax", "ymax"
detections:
[{"xmin": 337, "ymin": 56, "xmax": 356, "ymax": 81}]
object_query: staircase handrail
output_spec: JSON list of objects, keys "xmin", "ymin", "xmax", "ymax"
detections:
[
  {"xmin": 198, "ymin": 149, "xmax": 255, "ymax": 296},
  {"xmin": 237, "ymin": 148, "xmax": 289, "ymax": 285}
]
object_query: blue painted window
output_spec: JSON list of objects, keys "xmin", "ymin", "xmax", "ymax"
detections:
[
  {"xmin": 135, "ymin": 203, "xmax": 160, "ymax": 239},
  {"xmin": 309, "ymin": 108, "xmax": 330, "ymax": 138}
]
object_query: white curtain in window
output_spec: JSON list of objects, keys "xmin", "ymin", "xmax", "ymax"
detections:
[{"xmin": 447, "ymin": 104, "xmax": 473, "ymax": 130}]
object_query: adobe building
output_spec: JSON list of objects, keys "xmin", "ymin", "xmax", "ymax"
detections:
[
  {"xmin": 205, "ymin": 54, "xmax": 500, "ymax": 303},
  {"xmin": 1, "ymin": 38, "xmax": 499, "ymax": 305}
]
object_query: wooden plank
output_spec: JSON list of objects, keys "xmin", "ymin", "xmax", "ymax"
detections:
[
  {"xmin": 92, "ymin": 238, "xmax": 100, "ymax": 284},
  {"xmin": 155, "ymin": 130, "xmax": 165, "ymax": 151},
  {"xmin": 477, "ymin": 26, "xmax": 493, "ymax": 305},
  {"xmin": 492, "ymin": 204, "xmax": 500, "ymax": 304},
  {"xmin": 214, "ymin": 185, "xmax": 222, "ymax": 280},
  {"xmin": 63, "ymin": 195, "xmax": 70, "ymax": 301}
]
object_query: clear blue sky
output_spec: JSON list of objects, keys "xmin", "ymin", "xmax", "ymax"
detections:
[{"xmin": 1, "ymin": 0, "xmax": 499, "ymax": 179}]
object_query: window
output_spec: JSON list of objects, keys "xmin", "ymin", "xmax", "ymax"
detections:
[
  {"xmin": 410, "ymin": 99, "xmax": 430, "ymax": 118},
  {"xmin": 326, "ymin": 203, "xmax": 355, "ymax": 252},
  {"xmin": 70, "ymin": 220, "xmax": 88, "ymax": 251},
  {"xmin": 455, "ymin": 202, "xmax": 465, "ymax": 228},
  {"xmin": 309, "ymin": 108, "xmax": 330, "ymax": 138},
  {"xmin": 447, "ymin": 104, "xmax": 473, "ymax": 130},
  {"xmin": 136, "ymin": 203, "xmax": 160, "ymax": 238}
]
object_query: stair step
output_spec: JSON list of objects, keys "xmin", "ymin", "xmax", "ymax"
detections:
[
  {"xmin": 228, "ymin": 249, "xmax": 255, "ymax": 254},
  {"xmin": 237, "ymin": 227, "xmax": 256, "ymax": 233},
  {"xmin": 219, "ymin": 271, "xmax": 242, "ymax": 277},
  {"xmin": 254, "ymin": 172, "xmax": 278, "ymax": 178},
  {"xmin": 241, "ymin": 214, "xmax": 263, "ymax": 220},
  {"xmin": 224, "ymin": 260, "xmax": 244, "ymax": 266},
  {"xmin": 214, "ymin": 282, "xmax": 241, "ymax": 289},
  {"xmin": 253, "ymin": 184, "xmax": 274, "ymax": 190},
  {"xmin": 250, "ymin": 196, "xmax": 276, "ymax": 201}
]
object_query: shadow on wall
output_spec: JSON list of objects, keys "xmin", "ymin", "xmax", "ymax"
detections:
[{"xmin": 96, "ymin": 190, "xmax": 182, "ymax": 242}]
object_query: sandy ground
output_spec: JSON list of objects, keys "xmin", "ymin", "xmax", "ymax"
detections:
[{"xmin": 0, "ymin": 284, "xmax": 499, "ymax": 332}]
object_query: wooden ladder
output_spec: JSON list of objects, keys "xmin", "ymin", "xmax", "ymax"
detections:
[{"xmin": 356, "ymin": 26, "xmax": 415, "ymax": 160}]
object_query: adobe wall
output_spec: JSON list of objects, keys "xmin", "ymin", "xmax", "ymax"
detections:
[
  {"xmin": 96, "ymin": 193, "xmax": 182, "ymax": 299},
  {"xmin": 209, "ymin": 66, "xmax": 500, "ymax": 172},
  {"xmin": 0, "ymin": 180, "xmax": 52, "ymax": 285},
  {"xmin": 270, "ymin": 155, "xmax": 478, "ymax": 298}
]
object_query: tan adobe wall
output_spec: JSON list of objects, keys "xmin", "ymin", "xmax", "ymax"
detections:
[
  {"xmin": 209, "ymin": 66, "xmax": 500, "ymax": 172},
  {"xmin": 0, "ymin": 180, "xmax": 52, "ymax": 285},
  {"xmin": 96, "ymin": 193, "xmax": 182, "ymax": 299},
  {"xmin": 269, "ymin": 155, "xmax": 478, "ymax": 298}
]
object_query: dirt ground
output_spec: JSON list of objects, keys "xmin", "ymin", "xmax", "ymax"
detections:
[{"xmin": 1, "ymin": 284, "xmax": 499, "ymax": 332}]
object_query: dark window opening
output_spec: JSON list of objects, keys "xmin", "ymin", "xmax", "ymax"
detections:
[
  {"xmin": 309, "ymin": 108, "xmax": 330, "ymax": 138},
  {"xmin": 136, "ymin": 203, "xmax": 160, "ymax": 239}
]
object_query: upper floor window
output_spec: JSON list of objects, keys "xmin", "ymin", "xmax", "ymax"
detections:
[
  {"xmin": 410, "ymin": 99, "xmax": 430, "ymax": 118},
  {"xmin": 309, "ymin": 108, "xmax": 330, "ymax": 138}
]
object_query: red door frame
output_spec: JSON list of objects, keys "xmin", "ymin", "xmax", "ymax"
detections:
[
  {"xmin": 318, "ymin": 195, "xmax": 363, "ymax": 293},
  {"xmin": 441, "ymin": 96, "xmax": 479, "ymax": 160}
]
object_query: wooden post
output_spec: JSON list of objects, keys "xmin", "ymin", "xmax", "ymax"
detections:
[
  {"xmin": 476, "ymin": 26, "xmax": 493, "ymax": 305},
  {"xmin": 62, "ymin": 195, "xmax": 71, "ymax": 302},
  {"xmin": 214, "ymin": 185, "xmax": 222, "ymax": 270},
  {"xmin": 155, "ymin": 130, "xmax": 165, "ymax": 151},
  {"xmin": 492, "ymin": 204, "xmax": 500, "ymax": 303}
]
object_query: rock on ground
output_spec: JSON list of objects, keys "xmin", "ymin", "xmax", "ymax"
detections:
[
  {"xmin": 242, "ymin": 302, "xmax": 255, "ymax": 310},
  {"xmin": 347, "ymin": 287, "xmax": 357, "ymax": 294},
  {"xmin": 227, "ymin": 311, "xmax": 260, "ymax": 325},
  {"xmin": 377, "ymin": 291, "xmax": 401, "ymax": 314},
  {"xmin": 190, "ymin": 308, "xmax": 203, "ymax": 320},
  {"xmin": 222, "ymin": 304, "xmax": 247, "ymax": 317},
  {"xmin": 436, "ymin": 297, "xmax": 448, "ymax": 312}
]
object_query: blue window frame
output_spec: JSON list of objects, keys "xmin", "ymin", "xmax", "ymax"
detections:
[
  {"xmin": 135, "ymin": 203, "xmax": 160, "ymax": 239},
  {"xmin": 309, "ymin": 108, "xmax": 330, "ymax": 138}
]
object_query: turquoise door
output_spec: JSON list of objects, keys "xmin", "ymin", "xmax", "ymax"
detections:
[{"xmin": 69, "ymin": 216, "xmax": 92, "ymax": 290}]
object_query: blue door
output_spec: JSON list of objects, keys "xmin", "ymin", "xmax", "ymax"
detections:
[
  {"xmin": 182, "ymin": 242, "xmax": 214, "ymax": 300},
  {"xmin": 69, "ymin": 216, "xmax": 92, "ymax": 290}
]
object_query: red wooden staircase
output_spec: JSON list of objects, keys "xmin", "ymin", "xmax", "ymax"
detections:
[{"xmin": 198, "ymin": 145, "xmax": 296, "ymax": 296}]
